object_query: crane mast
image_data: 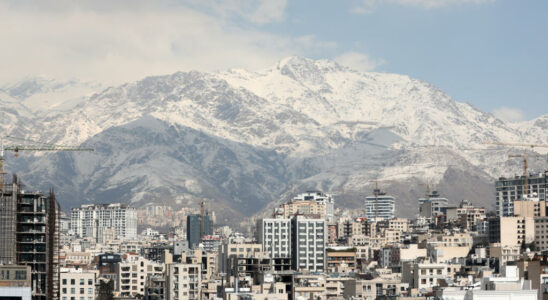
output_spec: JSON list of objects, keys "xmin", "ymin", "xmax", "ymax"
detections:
[{"xmin": 484, "ymin": 141, "xmax": 548, "ymax": 199}]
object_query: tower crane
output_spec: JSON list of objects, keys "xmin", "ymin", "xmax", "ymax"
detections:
[
  {"xmin": 0, "ymin": 136, "xmax": 94, "ymax": 190},
  {"xmin": 483, "ymin": 141, "xmax": 548, "ymax": 197}
]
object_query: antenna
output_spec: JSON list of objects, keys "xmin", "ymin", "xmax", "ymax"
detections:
[{"xmin": 200, "ymin": 199, "xmax": 205, "ymax": 238}]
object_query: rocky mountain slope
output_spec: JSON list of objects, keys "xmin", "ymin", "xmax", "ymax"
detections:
[{"xmin": 1, "ymin": 57, "xmax": 547, "ymax": 223}]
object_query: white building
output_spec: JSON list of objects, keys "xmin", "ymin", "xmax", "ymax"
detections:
[
  {"xmin": 256, "ymin": 218, "xmax": 291, "ymax": 258},
  {"xmin": 166, "ymin": 263, "xmax": 201, "ymax": 300},
  {"xmin": 0, "ymin": 287, "xmax": 31, "ymax": 300},
  {"xmin": 293, "ymin": 191, "xmax": 335, "ymax": 221},
  {"xmin": 365, "ymin": 189, "xmax": 395, "ymax": 220},
  {"xmin": 292, "ymin": 216, "xmax": 326, "ymax": 272},
  {"xmin": 440, "ymin": 266, "xmax": 537, "ymax": 300},
  {"xmin": 59, "ymin": 268, "xmax": 98, "ymax": 300},
  {"xmin": 70, "ymin": 203, "xmax": 137, "ymax": 240},
  {"xmin": 117, "ymin": 255, "xmax": 164, "ymax": 298}
]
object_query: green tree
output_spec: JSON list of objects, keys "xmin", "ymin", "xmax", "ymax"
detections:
[{"xmin": 97, "ymin": 279, "xmax": 114, "ymax": 300}]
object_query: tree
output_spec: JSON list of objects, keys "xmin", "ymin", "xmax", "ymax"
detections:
[{"xmin": 97, "ymin": 279, "xmax": 114, "ymax": 300}]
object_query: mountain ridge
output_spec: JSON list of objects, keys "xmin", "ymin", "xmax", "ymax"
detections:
[{"xmin": 1, "ymin": 57, "xmax": 547, "ymax": 222}]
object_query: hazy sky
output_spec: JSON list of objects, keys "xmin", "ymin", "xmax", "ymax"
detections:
[{"xmin": 1, "ymin": 0, "xmax": 546, "ymax": 121}]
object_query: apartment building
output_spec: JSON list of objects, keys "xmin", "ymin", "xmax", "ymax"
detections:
[
  {"xmin": 166, "ymin": 263, "xmax": 201, "ymax": 300},
  {"xmin": 495, "ymin": 172, "xmax": 548, "ymax": 217},
  {"xmin": 256, "ymin": 218, "xmax": 291, "ymax": 258},
  {"xmin": 59, "ymin": 268, "xmax": 98, "ymax": 300},
  {"xmin": 117, "ymin": 255, "xmax": 164, "ymax": 298},
  {"xmin": 70, "ymin": 203, "xmax": 137, "ymax": 240},
  {"xmin": 291, "ymin": 216, "xmax": 326, "ymax": 272}
]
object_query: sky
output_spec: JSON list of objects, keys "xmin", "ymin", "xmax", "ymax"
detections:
[{"xmin": 1, "ymin": 0, "xmax": 547, "ymax": 121}]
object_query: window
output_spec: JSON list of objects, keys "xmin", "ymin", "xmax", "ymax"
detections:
[
  {"xmin": 71, "ymin": 288, "xmax": 75, "ymax": 294},
  {"xmin": 88, "ymin": 288, "xmax": 93, "ymax": 294},
  {"xmin": 80, "ymin": 288, "xmax": 84, "ymax": 294},
  {"xmin": 80, "ymin": 279, "xmax": 84, "ymax": 285},
  {"xmin": 62, "ymin": 279, "xmax": 67, "ymax": 285},
  {"xmin": 88, "ymin": 279, "xmax": 92, "ymax": 285},
  {"xmin": 71, "ymin": 279, "xmax": 75, "ymax": 285}
]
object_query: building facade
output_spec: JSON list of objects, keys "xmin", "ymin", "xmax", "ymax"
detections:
[
  {"xmin": 291, "ymin": 216, "xmax": 326, "ymax": 272},
  {"xmin": 495, "ymin": 172, "xmax": 548, "ymax": 217},
  {"xmin": 0, "ymin": 180, "xmax": 59, "ymax": 300},
  {"xmin": 365, "ymin": 189, "xmax": 395, "ymax": 220},
  {"xmin": 70, "ymin": 203, "xmax": 137, "ymax": 240},
  {"xmin": 186, "ymin": 214, "xmax": 213, "ymax": 249},
  {"xmin": 256, "ymin": 218, "xmax": 291, "ymax": 259}
]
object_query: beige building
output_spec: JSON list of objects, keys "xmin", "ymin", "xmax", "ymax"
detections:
[
  {"xmin": 488, "ymin": 244, "xmax": 521, "ymax": 267},
  {"xmin": 293, "ymin": 274, "xmax": 326, "ymax": 300},
  {"xmin": 402, "ymin": 262, "xmax": 456, "ymax": 291},
  {"xmin": 514, "ymin": 199, "xmax": 546, "ymax": 217},
  {"xmin": 326, "ymin": 248, "xmax": 357, "ymax": 273},
  {"xmin": 343, "ymin": 273, "xmax": 408, "ymax": 300},
  {"xmin": 0, "ymin": 265, "xmax": 31, "ymax": 287},
  {"xmin": 281, "ymin": 200, "xmax": 326, "ymax": 219},
  {"xmin": 166, "ymin": 263, "xmax": 201, "ymax": 300},
  {"xmin": 117, "ymin": 255, "xmax": 164, "ymax": 298},
  {"xmin": 59, "ymin": 268, "xmax": 98, "ymax": 300},
  {"xmin": 64, "ymin": 252, "xmax": 94, "ymax": 266},
  {"xmin": 501, "ymin": 217, "xmax": 535, "ymax": 248},
  {"xmin": 218, "ymin": 243, "xmax": 263, "ymax": 273},
  {"xmin": 534, "ymin": 217, "xmax": 548, "ymax": 251}
]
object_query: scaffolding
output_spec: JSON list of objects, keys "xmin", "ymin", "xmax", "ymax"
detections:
[
  {"xmin": 0, "ymin": 176, "xmax": 60, "ymax": 300},
  {"xmin": 0, "ymin": 175, "xmax": 18, "ymax": 265}
]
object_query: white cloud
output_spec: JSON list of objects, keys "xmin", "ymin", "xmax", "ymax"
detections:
[
  {"xmin": 184, "ymin": 0, "xmax": 287, "ymax": 24},
  {"xmin": 335, "ymin": 51, "xmax": 385, "ymax": 72},
  {"xmin": 0, "ymin": 0, "xmax": 316, "ymax": 85},
  {"xmin": 492, "ymin": 107, "xmax": 525, "ymax": 122},
  {"xmin": 352, "ymin": 0, "xmax": 496, "ymax": 14}
]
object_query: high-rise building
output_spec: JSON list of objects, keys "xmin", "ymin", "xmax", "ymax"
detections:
[
  {"xmin": 291, "ymin": 216, "xmax": 326, "ymax": 272},
  {"xmin": 256, "ymin": 218, "xmax": 291, "ymax": 258},
  {"xmin": 186, "ymin": 214, "xmax": 213, "ymax": 249},
  {"xmin": 70, "ymin": 203, "xmax": 137, "ymax": 240},
  {"xmin": 364, "ymin": 189, "xmax": 395, "ymax": 220},
  {"xmin": 495, "ymin": 171, "xmax": 548, "ymax": 217},
  {"xmin": 418, "ymin": 191, "xmax": 449, "ymax": 218},
  {"xmin": 0, "ymin": 178, "xmax": 59, "ymax": 300}
]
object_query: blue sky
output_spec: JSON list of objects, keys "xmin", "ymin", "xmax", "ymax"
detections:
[
  {"xmin": 1, "ymin": 0, "xmax": 546, "ymax": 121},
  {"xmin": 252, "ymin": 0, "xmax": 548, "ymax": 121}
]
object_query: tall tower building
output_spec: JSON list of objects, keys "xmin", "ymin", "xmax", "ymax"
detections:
[
  {"xmin": 291, "ymin": 216, "xmax": 326, "ymax": 272},
  {"xmin": 365, "ymin": 188, "xmax": 395, "ymax": 220},
  {"xmin": 495, "ymin": 172, "xmax": 547, "ymax": 217},
  {"xmin": 186, "ymin": 214, "xmax": 213, "ymax": 249},
  {"xmin": 0, "ymin": 176, "xmax": 59, "ymax": 300}
]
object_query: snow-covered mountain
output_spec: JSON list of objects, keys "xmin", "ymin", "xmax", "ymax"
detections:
[{"xmin": 2, "ymin": 57, "xmax": 547, "ymax": 222}]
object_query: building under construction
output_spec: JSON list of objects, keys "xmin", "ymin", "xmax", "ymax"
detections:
[
  {"xmin": 0, "ymin": 175, "xmax": 59, "ymax": 300},
  {"xmin": 496, "ymin": 171, "xmax": 548, "ymax": 217}
]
